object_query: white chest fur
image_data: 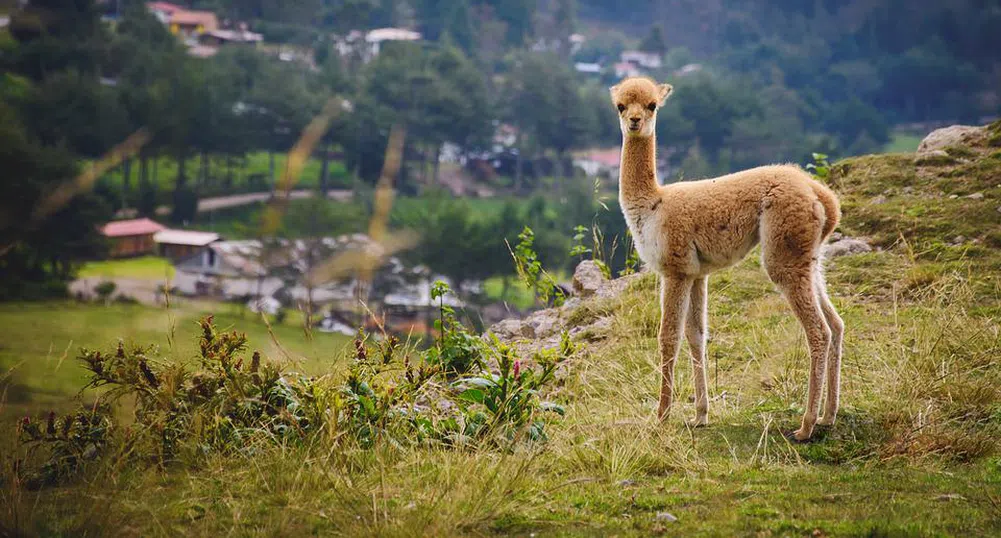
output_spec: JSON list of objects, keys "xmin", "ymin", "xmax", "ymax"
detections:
[{"xmin": 620, "ymin": 195, "xmax": 663, "ymax": 268}]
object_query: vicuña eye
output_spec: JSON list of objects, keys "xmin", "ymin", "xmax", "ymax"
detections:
[
  {"xmin": 617, "ymin": 104, "xmax": 625, "ymax": 112},
  {"xmin": 647, "ymin": 103, "xmax": 657, "ymax": 111}
]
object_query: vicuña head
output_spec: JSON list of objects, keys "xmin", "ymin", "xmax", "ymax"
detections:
[{"xmin": 609, "ymin": 77, "xmax": 673, "ymax": 138}]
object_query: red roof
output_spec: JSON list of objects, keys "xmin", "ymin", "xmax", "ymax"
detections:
[
  {"xmin": 583, "ymin": 149, "xmax": 621, "ymax": 167},
  {"xmin": 101, "ymin": 218, "xmax": 166, "ymax": 237},
  {"xmin": 170, "ymin": 10, "xmax": 219, "ymax": 31}
]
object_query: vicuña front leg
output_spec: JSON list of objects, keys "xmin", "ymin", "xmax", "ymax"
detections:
[
  {"xmin": 685, "ymin": 276, "xmax": 709, "ymax": 427},
  {"xmin": 658, "ymin": 275, "xmax": 692, "ymax": 421}
]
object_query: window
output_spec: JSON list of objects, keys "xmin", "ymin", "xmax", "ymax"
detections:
[{"xmin": 206, "ymin": 249, "xmax": 217, "ymax": 268}]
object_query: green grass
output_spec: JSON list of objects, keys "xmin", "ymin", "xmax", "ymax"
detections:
[
  {"xmin": 883, "ymin": 131, "xmax": 923, "ymax": 153},
  {"xmin": 0, "ymin": 301, "xmax": 352, "ymax": 422},
  {"xmin": 78, "ymin": 256, "xmax": 176, "ymax": 281},
  {"xmin": 102, "ymin": 152, "xmax": 350, "ymax": 195}
]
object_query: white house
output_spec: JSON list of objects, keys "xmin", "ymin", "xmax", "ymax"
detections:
[
  {"xmin": 621, "ymin": 50, "xmax": 662, "ymax": 70},
  {"xmin": 574, "ymin": 62, "xmax": 602, "ymax": 75}
]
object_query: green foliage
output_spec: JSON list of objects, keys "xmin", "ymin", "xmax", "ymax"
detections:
[
  {"xmin": 426, "ymin": 281, "xmax": 484, "ymax": 375},
  {"xmin": 569, "ymin": 224, "xmax": 592, "ymax": 260},
  {"xmin": 93, "ymin": 281, "xmax": 116, "ymax": 304},
  {"xmin": 805, "ymin": 152, "xmax": 831, "ymax": 180},
  {"xmin": 14, "ymin": 309, "xmax": 572, "ymax": 486},
  {"xmin": 512, "ymin": 226, "xmax": 566, "ymax": 307}
]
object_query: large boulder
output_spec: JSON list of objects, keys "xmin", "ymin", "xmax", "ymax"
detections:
[
  {"xmin": 572, "ymin": 260, "xmax": 608, "ymax": 298},
  {"xmin": 916, "ymin": 125, "xmax": 985, "ymax": 153}
]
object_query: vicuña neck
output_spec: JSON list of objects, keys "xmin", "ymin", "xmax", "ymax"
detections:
[{"xmin": 619, "ymin": 134, "xmax": 659, "ymax": 203}]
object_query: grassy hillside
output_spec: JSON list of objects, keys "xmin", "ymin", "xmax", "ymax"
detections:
[
  {"xmin": 2, "ymin": 127, "xmax": 1000, "ymax": 536},
  {"xmin": 0, "ymin": 302, "xmax": 353, "ymax": 423}
]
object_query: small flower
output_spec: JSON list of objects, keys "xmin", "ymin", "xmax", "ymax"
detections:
[
  {"xmin": 46, "ymin": 411, "xmax": 56, "ymax": 435},
  {"xmin": 513, "ymin": 360, "xmax": 521, "ymax": 380}
]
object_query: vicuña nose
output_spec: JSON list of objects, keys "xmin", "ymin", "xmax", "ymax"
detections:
[{"xmin": 629, "ymin": 117, "xmax": 640, "ymax": 123}]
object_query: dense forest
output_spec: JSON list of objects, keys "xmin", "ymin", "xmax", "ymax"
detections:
[{"xmin": 1, "ymin": 0, "xmax": 999, "ymax": 298}]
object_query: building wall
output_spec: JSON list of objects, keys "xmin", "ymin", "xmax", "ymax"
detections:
[
  {"xmin": 159, "ymin": 243, "xmax": 205, "ymax": 262},
  {"xmin": 109, "ymin": 234, "xmax": 156, "ymax": 257}
]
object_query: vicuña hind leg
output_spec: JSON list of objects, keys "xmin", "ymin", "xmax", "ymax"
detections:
[
  {"xmin": 775, "ymin": 272, "xmax": 831, "ymax": 441},
  {"xmin": 815, "ymin": 270, "xmax": 844, "ymax": 426},
  {"xmin": 658, "ymin": 275, "xmax": 692, "ymax": 421},
  {"xmin": 685, "ymin": 276, "xmax": 709, "ymax": 426}
]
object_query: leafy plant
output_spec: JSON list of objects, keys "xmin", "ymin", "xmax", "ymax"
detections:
[
  {"xmin": 454, "ymin": 332, "xmax": 572, "ymax": 443},
  {"xmin": 806, "ymin": 152, "xmax": 831, "ymax": 179},
  {"xmin": 511, "ymin": 226, "xmax": 566, "ymax": 307},
  {"xmin": 426, "ymin": 281, "xmax": 484, "ymax": 375},
  {"xmin": 569, "ymin": 224, "xmax": 593, "ymax": 260},
  {"xmin": 14, "ymin": 309, "xmax": 574, "ymax": 487},
  {"xmin": 94, "ymin": 281, "xmax": 116, "ymax": 305}
]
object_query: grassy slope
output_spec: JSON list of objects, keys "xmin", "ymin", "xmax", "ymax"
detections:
[
  {"xmin": 4, "ymin": 124, "xmax": 1001, "ymax": 536},
  {"xmin": 78, "ymin": 256, "xmax": 176, "ymax": 281},
  {"xmin": 0, "ymin": 302, "xmax": 353, "ymax": 422},
  {"xmin": 883, "ymin": 132, "xmax": 923, "ymax": 154}
]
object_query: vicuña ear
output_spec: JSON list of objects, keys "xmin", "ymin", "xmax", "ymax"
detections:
[
  {"xmin": 657, "ymin": 83, "xmax": 674, "ymax": 104},
  {"xmin": 608, "ymin": 84, "xmax": 620, "ymax": 99}
]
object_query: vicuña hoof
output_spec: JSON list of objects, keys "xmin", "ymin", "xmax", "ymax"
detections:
[
  {"xmin": 817, "ymin": 416, "xmax": 836, "ymax": 427},
  {"xmin": 790, "ymin": 427, "xmax": 813, "ymax": 442},
  {"xmin": 685, "ymin": 417, "xmax": 708, "ymax": 428}
]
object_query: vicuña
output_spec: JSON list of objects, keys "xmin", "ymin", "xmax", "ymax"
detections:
[{"xmin": 610, "ymin": 77, "xmax": 843, "ymax": 441}]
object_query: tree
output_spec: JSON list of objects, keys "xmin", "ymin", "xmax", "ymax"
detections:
[
  {"xmin": 639, "ymin": 24, "xmax": 667, "ymax": 57},
  {"xmin": 1, "ymin": 0, "xmax": 114, "ymax": 299}
]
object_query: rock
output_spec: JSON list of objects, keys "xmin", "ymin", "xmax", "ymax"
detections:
[
  {"xmin": 951, "ymin": 235, "xmax": 966, "ymax": 245},
  {"xmin": 917, "ymin": 125, "xmax": 985, "ymax": 153},
  {"xmin": 914, "ymin": 150, "xmax": 955, "ymax": 166},
  {"xmin": 967, "ymin": 192, "xmax": 985, "ymax": 200},
  {"xmin": 870, "ymin": 195, "xmax": 888, "ymax": 205},
  {"xmin": 823, "ymin": 237, "xmax": 872, "ymax": 258},
  {"xmin": 948, "ymin": 194, "xmax": 959, "ymax": 199},
  {"xmin": 489, "ymin": 319, "xmax": 530, "ymax": 340},
  {"xmin": 572, "ymin": 260, "xmax": 608, "ymax": 298},
  {"xmin": 523, "ymin": 308, "xmax": 563, "ymax": 339},
  {"xmin": 996, "ymin": 205, "xmax": 1001, "ymax": 213},
  {"xmin": 617, "ymin": 479, "xmax": 636, "ymax": 487},
  {"xmin": 655, "ymin": 512, "xmax": 678, "ymax": 523}
]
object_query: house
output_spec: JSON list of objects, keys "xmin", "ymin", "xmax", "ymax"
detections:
[
  {"xmin": 146, "ymin": 2, "xmax": 183, "ymax": 24},
  {"xmin": 101, "ymin": 218, "xmax": 166, "ymax": 258},
  {"xmin": 363, "ymin": 28, "xmax": 421, "ymax": 60},
  {"xmin": 574, "ymin": 62, "xmax": 602, "ymax": 75},
  {"xmin": 574, "ymin": 148, "xmax": 621, "ymax": 178},
  {"xmin": 153, "ymin": 229, "xmax": 220, "ymax": 261},
  {"xmin": 169, "ymin": 10, "xmax": 219, "ymax": 42},
  {"xmin": 199, "ymin": 28, "xmax": 263, "ymax": 48},
  {"xmin": 172, "ymin": 240, "xmax": 279, "ymax": 297},
  {"xmin": 621, "ymin": 50, "xmax": 662, "ymax": 70},
  {"xmin": 614, "ymin": 62, "xmax": 641, "ymax": 79},
  {"xmin": 674, "ymin": 63, "xmax": 703, "ymax": 77}
]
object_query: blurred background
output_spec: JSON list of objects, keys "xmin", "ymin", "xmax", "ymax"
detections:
[{"xmin": 1, "ymin": 0, "xmax": 999, "ymax": 362}]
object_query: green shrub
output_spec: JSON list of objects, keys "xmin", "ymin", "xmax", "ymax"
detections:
[{"xmin": 15, "ymin": 291, "xmax": 574, "ymax": 487}]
